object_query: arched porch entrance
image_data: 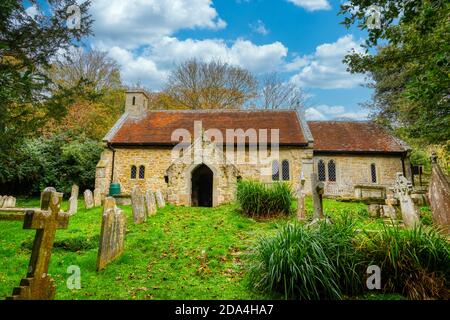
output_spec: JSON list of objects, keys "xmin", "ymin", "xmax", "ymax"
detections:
[{"xmin": 191, "ymin": 164, "xmax": 213, "ymax": 207}]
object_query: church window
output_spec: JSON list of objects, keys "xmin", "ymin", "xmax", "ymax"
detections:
[
  {"xmin": 318, "ymin": 160, "xmax": 326, "ymax": 182},
  {"xmin": 131, "ymin": 165, "xmax": 137, "ymax": 179}
]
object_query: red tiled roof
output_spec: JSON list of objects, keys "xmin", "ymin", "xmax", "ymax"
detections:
[
  {"xmin": 108, "ymin": 110, "xmax": 308, "ymax": 146},
  {"xmin": 308, "ymin": 121, "xmax": 409, "ymax": 154}
]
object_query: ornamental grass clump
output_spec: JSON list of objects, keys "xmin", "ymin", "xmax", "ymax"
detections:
[
  {"xmin": 249, "ymin": 216, "xmax": 365, "ymax": 300},
  {"xmin": 237, "ymin": 180, "xmax": 294, "ymax": 218},
  {"xmin": 362, "ymin": 224, "xmax": 450, "ymax": 300}
]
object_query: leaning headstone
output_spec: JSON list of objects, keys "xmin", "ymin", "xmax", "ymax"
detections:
[
  {"xmin": 311, "ymin": 173, "xmax": 324, "ymax": 220},
  {"xmin": 84, "ymin": 190, "xmax": 94, "ymax": 209},
  {"xmin": 131, "ymin": 187, "xmax": 146, "ymax": 224},
  {"xmin": 145, "ymin": 190, "xmax": 157, "ymax": 216},
  {"xmin": 155, "ymin": 190, "xmax": 166, "ymax": 208},
  {"xmin": 3, "ymin": 196, "xmax": 16, "ymax": 208},
  {"xmin": 296, "ymin": 174, "xmax": 306, "ymax": 220},
  {"xmin": 93, "ymin": 189, "xmax": 102, "ymax": 207},
  {"xmin": 96, "ymin": 197, "xmax": 127, "ymax": 271},
  {"xmin": 68, "ymin": 185, "xmax": 79, "ymax": 215},
  {"xmin": 393, "ymin": 173, "xmax": 420, "ymax": 228},
  {"xmin": 428, "ymin": 154, "xmax": 450, "ymax": 233}
]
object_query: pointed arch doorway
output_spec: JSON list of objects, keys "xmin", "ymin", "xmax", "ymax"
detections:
[{"xmin": 191, "ymin": 164, "xmax": 213, "ymax": 207}]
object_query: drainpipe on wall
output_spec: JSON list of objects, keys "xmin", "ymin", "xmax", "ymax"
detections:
[
  {"xmin": 107, "ymin": 143, "xmax": 116, "ymax": 185},
  {"xmin": 401, "ymin": 152, "xmax": 407, "ymax": 179}
]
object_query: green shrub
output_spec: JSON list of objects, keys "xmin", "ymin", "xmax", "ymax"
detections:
[
  {"xmin": 249, "ymin": 216, "xmax": 450, "ymax": 300},
  {"xmin": 237, "ymin": 180, "xmax": 294, "ymax": 218},
  {"xmin": 249, "ymin": 216, "xmax": 365, "ymax": 300},
  {"xmin": 363, "ymin": 224, "xmax": 450, "ymax": 299},
  {"xmin": 0, "ymin": 131, "xmax": 102, "ymax": 196}
]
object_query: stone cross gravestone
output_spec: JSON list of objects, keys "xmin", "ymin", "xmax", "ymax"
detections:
[
  {"xmin": 145, "ymin": 190, "xmax": 157, "ymax": 216},
  {"xmin": 84, "ymin": 189, "xmax": 94, "ymax": 209},
  {"xmin": 8, "ymin": 187, "xmax": 69, "ymax": 300},
  {"xmin": 155, "ymin": 190, "xmax": 166, "ymax": 208},
  {"xmin": 93, "ymin": 188, "xmax": 102, "ymax": 207},
  {"xmin": 311, "ymin": 173, "xmax": 324, "ymax": 220},
  {"xmin": 96, "ymin": 197, "xmax": 127, "ymax": 271},
  {"xmin": 131, "ymin": 186, "xmax": 146, "ymax": 224},
  {"xmin": 393, "ymin": 173, "xmax": 420, "ymax": 228},
  {"xmin": 68, "ymin": 185, "xmax": 79, "ymax": 215},
  {"xmin": 296, "ymin": 173, "xmax": 306, "ymax": 220}
]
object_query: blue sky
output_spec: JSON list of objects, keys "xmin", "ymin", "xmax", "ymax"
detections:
[{"xmin": 27, "ymin": 0, "xmax": 374, "ymax": 120}]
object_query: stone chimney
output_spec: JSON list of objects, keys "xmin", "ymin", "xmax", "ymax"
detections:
[{"xmin": 125, "ymin": 90, "xmax": 150, "ymax": 117}]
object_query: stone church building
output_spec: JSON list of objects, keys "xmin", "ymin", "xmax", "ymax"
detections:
[{"xmin": 95, "ymin": 90, "xmax": 411, "ymax": 207}]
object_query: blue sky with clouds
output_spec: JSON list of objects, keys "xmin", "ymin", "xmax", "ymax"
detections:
[{"xmin": 27, "ymin": 0, "xmax": 374, "ymax": 120}]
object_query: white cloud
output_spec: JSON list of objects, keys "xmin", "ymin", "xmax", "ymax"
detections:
[
  {"xmin": 305, "ymin": 104, "xmax": 369, "ymax": 121},
  {"xmin": 249, "ymin": 20, "xmax": 269, "ymax": 35},
  {"xmin": 290, "ymin": 35, "xmax": 366, "ymax": 89},
  {"xmin": 90, "ymin": 0, "xmax": 226, "ymax": 48},
  {"xmin": 97, "ymin": 37, "xmax": 289, "ymax": 89},
  {"xmin": 287, "ymin": 0, "xmax": 331, "ymax": 11}
]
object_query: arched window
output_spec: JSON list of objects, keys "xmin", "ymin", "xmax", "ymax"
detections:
[
  {"xmin": 132, "ymin": 96, "xmax": 136, "ymax": 106},
  {"xmin": 130, "ymin": 165, "xmax": 137, "ymax": 179},
  {"xmin": 371, "ymin": 163, "xmax": 377, "ymax": 183},
  {"xmin": 139, "ymin": 165, "xmax": 145, "ymax": 179},
  {"xmin": 328, "ymin": 160, "xmax": 336, "ymax": 182},
  {"xmin": 282, "ymin": 160, "xmax": 290, "ymax": 181},
  {"xmin": 318, "ymin": 160, "xmax": 326, "ymax": 182},
  {"xmin": 272, "ymin": 160, "xmax": 280, "ymax": 181}
]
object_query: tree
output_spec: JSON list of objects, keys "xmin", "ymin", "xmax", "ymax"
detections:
[
  {"xmin": 49, "ymin": 48, "xmax": 122, "ymax": 92},
  {"xmin": 43, "ymin": 48, "xmax": 126, "ymax": 140},
  {"xmin": 260, "ymin": 72, "xmax": 306, "ymax": 110},
  {"xmin": 163, "ymin": 59, "xmax": 258, "ymax": 110},
  {"xmin": 340, "ymin": 0, "xmax": 450, "ymax": 146},
  {"xmin": 0, "ymin": 0, "xmax": 92, "ymax": 152}
]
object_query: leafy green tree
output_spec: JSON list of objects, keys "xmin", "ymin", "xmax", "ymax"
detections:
[
  {"xmin": 340, "ymin": 0, "xmax": 449, "ymax": 145},
  {"xmin": 0, "ymin": 0, "xmax": 92, "ymax": 152},
  {"xmin": 1, "ymin": 132, "xmax": 102, "ymax": 196}
]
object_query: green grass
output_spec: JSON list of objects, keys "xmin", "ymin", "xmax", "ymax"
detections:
[{"xmin": 0, "ymin": 196, "xmax": 409, "ymax": 300}]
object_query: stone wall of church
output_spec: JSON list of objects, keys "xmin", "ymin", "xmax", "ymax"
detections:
[
  {"xmin": 95, "ymin": 145, "xmax": 314, "ymax": 205},
  {"xmin": 313, "ymin": 154, "xmax": 407, "ymax": 198}
]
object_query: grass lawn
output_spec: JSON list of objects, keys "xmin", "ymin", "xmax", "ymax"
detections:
[{"xmin": 0, "ymin": 197, "xmax": 402, "ymax": 300}]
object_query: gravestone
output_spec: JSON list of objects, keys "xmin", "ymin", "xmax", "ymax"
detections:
[
  {"xmin": 155, "ymin": 190, "xmax": 166, "ymax": 208},
  {"xmin": 84, "ymin": 190, "xmax": 94, "ymax": 209},
  {"xmin": 131, "ymin": 187, "xmax": 146, "ymax": 224},
  {"xmin": 296, "ymin": 174, "xmax": 306, "ymax": 220},
  {"xmin": 8, "ymin": 187, "xmax": 69, "ymax": 300},
  {"xmin": 381, "ymin": 205, "xmax": 397, "ymax": 220},
  {"xmin": 68, "ymin": 185, "xmax": 79, "ymax": 215},
  {"xmin": 93, "ymin": 188, "xmax": 102, "ymax": 207},
  {"xmin": 3, "ymin": 196, "xmax": 16, "ymax": 208},
  {"xmin": 368, "ymin": 204, "xmax": 381, "ymax": 218},
  {"xmin": 96, "ymin": 197, "xmax": 127, "ymax": 271},
  {"xmin": 311, "ymin": 173, "xmax": 324, "ymax": 220},
  {"xmin": 393, "ymin": 173, "xmax": 420, "ymax": 228},
  {"xmin": 0, "ymin": 196, "xmax": 5, "ymax": 207},
  {"xmin": 145, "ymin": 190, "xmax": 157, "ymax": 216},
  {"xmin": 428, "ymin": 154, "xmax": 450, "ymax": 233}
]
